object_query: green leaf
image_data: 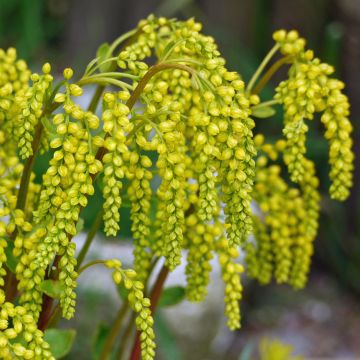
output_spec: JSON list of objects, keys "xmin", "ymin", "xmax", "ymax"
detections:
[
  {"xmin": 96, "ymin": 42, "xmax": 111, "ymax": 72},
  {"xmin": 44, "ymin": 329, "xmax": 76, "ymax": 359},
  {"xmin": 93, "ymin": 324, "xmax": 110, "ymax": 359},
  {"xmin": 252, "ymin": 106, "xmax": 276, "ymax": 118},
  {"xmin": 96, "ymin": 42, "xmax": 110, "ymax": 59},
  {"xmin": 155, "ymin": 312, "xmax": 182, "ymax": 360},
  {"xmin": 158, "ymin": 286, "xmax": 185, "ymax": 307},
  {"xmin": 5, "ymin": 241, "xmax": 17, "ymax": 273},
  {"xmin": 40, "ymin": 280, "xmax": 65, "ymax": 299},
  {"xmin": 117, "ymin": 284, "xmax": 130, "ymax": 301}
]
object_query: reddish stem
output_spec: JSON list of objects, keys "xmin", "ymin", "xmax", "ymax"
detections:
[{"xmin": 37, "ymin": 255, "xmax": 61, "ymax": 330}]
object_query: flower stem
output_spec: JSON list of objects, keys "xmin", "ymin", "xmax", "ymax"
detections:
[
  {"xmin": 107, "ymin": 29, "xmax": 139, "ymax": 59},
  {"xmin": 251, "ymin": 99, "xmax": 280, "ymax": 110},
  {"xmin": 99, "ymin": 302, "xmax": 130, "ymax": 360},
  {"xmin": 77, "ymin": 77, "xmax": 134, "ymax": 90},
  {"xmin": 246, "ymin": 43, "xmax": 280, "ymax": 94},
  {"xmin": 77, "ymin": 259, "xmax": 107, "ymax": 275},
  {"xmin": 252, "ymin": 55, "xmax": 292, "ymax": 95},
  {"xmin": 115, "ymin": 312, "xmax": 136, "ymax": 360},
  {"xmin": 87, "ymin": 85, "xmax": 105, "ymax": 112},
  {"xmin": 76, "ymin": 209, "xmax": 103, "ymax": 270}
]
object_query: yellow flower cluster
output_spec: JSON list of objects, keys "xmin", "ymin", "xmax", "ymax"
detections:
[
  {"xmin": 181, "ymin": 183, "xmax": 244, "ymax": 325},
  {"xmin": 0, "ymin": 15, "xmax": 355, "ymax": 360},
  {"xmin": 106, "ymin": 260, "xmax": 155, "ymax": 360},
  {"xmin": 246, "ymin": 136, "xmax": 320, "ymax": 288},
  {"xmin": 102, "ymin": 91, "xmax": 155, "ymax": 280},
  {"xmin": 0, "ymin": 48, "xmax": 30, "ymax": 145},
  {"xmin": 216, "ymin": 237, "xmax": 244, "ymax": 330},
  {"xmin": 102, "ymin": 91, "xmax": 131, "ymax": 236},
  {"xmin": 127, "ymin": 157, "xmax": 153, "ymax": 282},
  {"xmin": 0, "ymin": 221, "xmax": 7, "ymax": 292},
  {"xmin": 273, "ymin": 30, "xmax": 305, "ymax": 56},
  {"xmin": 184, "ymin": 216, "xmax": 215, "ymax": 301},
  {"xmin": 321, "ymin": 80, "xmax": 353, "ymax": 200},
  {"xmin": 183, "ymin": 183, "xmax": 217, "ymax": 301},
  {"xmin": 14, "ymin": 63, "xmax": 53, "ymax": 159},
  {"xmin": 58, "ymin": 242, "xmax": 78, "ymax": 319},
  {"xmin": 17, "ymin": 69, "xmax": 103, "ymax": 320},
  {"xmin": 121, "ymin": 16, "xmax": 257, "ymax": 272},
  {"xmin": 0, "ymin": 301, "xmax": 53, "ymax": 359},
  {"xmin": 274, "ymin": 30, "xmax": 354, "ymax": 200},
  {"xmin": 154, "ymin": 111, "xmax": 187, "ymax": 270}
]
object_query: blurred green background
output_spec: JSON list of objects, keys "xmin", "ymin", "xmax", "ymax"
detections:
[{"xmin": 1, "ymin": 0, "xmax": 360, "ymax": 358}]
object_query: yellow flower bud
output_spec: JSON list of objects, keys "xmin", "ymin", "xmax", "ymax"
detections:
[{"xmin": 63, "ymin": 68, "xmax": 74, "ymax": 79}]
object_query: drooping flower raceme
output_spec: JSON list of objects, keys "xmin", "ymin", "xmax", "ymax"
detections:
[{"xmin": 0, "ymin": 16, "xmax": 354, "ymax": 359}]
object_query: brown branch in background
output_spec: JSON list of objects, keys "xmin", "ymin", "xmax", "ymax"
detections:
[{"xmin": 38, "ymin": 255, "xmax": 61, "ymax": 330}]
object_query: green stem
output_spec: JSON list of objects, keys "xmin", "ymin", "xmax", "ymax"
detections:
[
  {"xmin": 99, "ymin": 302, "xmax": 130, "ymax": 360},
  {"xmin": 83, "ymin": 28, "xmax": 138, "ymax": 78},
  {"xmin": 84, "ymin": 57, "xmax": 118, "ymax": 77},
  {"xmin": 87, "ymin": 85, "xmax": 105, "ymax": 112},
  {"xmin": 77, "ymin": 259, "xmax": 107, "ymax": 275},
  {"xmin": 76, "ymin": 209, "xmax": 103, "ymax": 270},
  {"xmin": 164, "ymin": 58, "xmax": 203, "ymax": 66},
  {"xmin": 86, "ymin": 72, "xmax": 140, "ymax": 80},
  {"xmin": 77, "ymin": 77, "xmax": 134, "ymax": 90},
  {"xmin": 107, "ymin": 29, "xmax": 138, "ymax": 59},
  {"xmin": 251, "ymin": 99, "xmax": 280, "ymax": 110},
  {"xmin": 115, "ymin": 312, "xmax": 136, "ymax": 360},
  {"xmin": 246, "ymin": 43, "xmax": 280, "ymax": 94},
  {"xmin": 252, "ymin": 55, "xmax": 292, "ymax": 95}
]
